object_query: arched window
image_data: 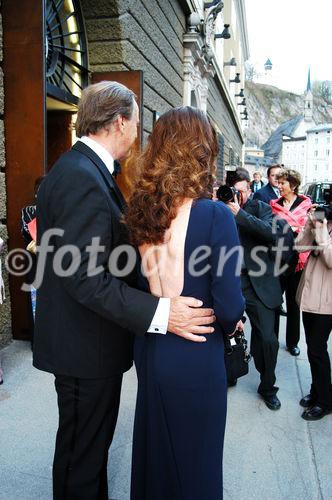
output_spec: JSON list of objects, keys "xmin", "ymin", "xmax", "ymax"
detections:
[{"xmin": 45, "ymin": 0, "xmax": 89, "ymax": 105}]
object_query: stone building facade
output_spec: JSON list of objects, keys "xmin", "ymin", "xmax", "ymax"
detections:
[
  {"xmin": 82, "ymin": 0, "xmax": 248, "ymax": 168},
  {"xmin": 82, "ymin": 0, "xmax": 185, "ymax": 143},
  {"xmin": 0, "ymin": 0, "xmax": 249, "ymax": 344},
  {"xmin": 305, "ymin": 124, "xmax": 332, "ymax": 184}
]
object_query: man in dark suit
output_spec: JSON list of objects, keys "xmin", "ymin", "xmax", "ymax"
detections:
[
  {"xmin": 250, "ymin": 171, "xmax": 265, "ymax": 193},
  {"xmin": 253, "ymin": 164, "xmax": 282, "ymax": 204},
  {"xmin": 226, "ymin": 168, "xmax": 283, "ymax": 410},
  {"xmin": 33, "ymin": 81, "xmax": 215, "ymax": 500},
  {"xmin": 253, "ymin": 164, "xmax": 288, "ymax": 322}
]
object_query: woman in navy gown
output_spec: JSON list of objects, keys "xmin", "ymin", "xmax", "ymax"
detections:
[{"xmin": 126, "ymin": 106, "xmax": 245, "ymax": 500}]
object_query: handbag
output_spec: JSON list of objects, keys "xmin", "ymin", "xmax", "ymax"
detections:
[{"xmin": 224, "ymin": 327, "xmax": 251, "ymax": 381}]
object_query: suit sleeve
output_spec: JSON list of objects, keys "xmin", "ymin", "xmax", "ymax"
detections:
[
  {"xmin": 41, "ymin": 165, "xmax": 158, "ymax": 336},
  {"xmin": 252, "ymin": 189, "xmax": 264, "ymax": 201},
  {"xmin": 210, "ymin": 203, "xmax": 245, "ymax": 334},
  {"xmin": 235, "ymin": 201, "xmax": 276, "ymax": 244}
]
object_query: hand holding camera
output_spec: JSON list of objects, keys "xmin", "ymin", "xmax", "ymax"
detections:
[
  {"xmin": 216, "ymin": 184, "xmax": 242, "ymax": 215},
  {"xmin": 311, "ymin": 186, "xmax": 332, "ymax": 223},
  {"xmin": 314, "ymin": 218, "xmax": 330, "ymax": 246}
]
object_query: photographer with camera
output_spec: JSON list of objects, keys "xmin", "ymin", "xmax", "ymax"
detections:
[
  {"xmin": 295, "ymin": 197, "xmax": 332, "ymax": 421},
  {"xmin": 217, "ymin": 167, "xmax": 283, "ymax": 410}
]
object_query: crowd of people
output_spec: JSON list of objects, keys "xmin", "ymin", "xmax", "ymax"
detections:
[
  {"xmin": 4, "ymin": 81, "xmax": 329, "ymax": 499},
  {"xmin": 221, "ymin": 165, "xmax": 332, "ymax": 421}
]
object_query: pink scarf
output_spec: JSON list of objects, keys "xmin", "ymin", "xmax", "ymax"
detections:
[{"xmin": 270, "ymin": 195, "xmax": 312, "ymax": 271}]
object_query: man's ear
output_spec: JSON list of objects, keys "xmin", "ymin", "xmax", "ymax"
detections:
[{"xmin": 114, "ymin": 114, "xmax": 124, "ymax": 134}]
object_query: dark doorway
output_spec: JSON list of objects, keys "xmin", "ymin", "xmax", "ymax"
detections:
[{"xmin": 46, "ymin": 97, "xmax": 77, "ymax": 170}]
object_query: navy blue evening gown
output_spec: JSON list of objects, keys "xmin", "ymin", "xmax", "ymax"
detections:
[{"xmin": 131, "ymin": 199, "xmax": 245, "ymax": 500}]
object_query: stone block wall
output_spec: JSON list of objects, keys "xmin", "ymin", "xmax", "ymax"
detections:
[
  {"xmin": 0, "ymin": 6, "xmax": 12, "ymax": 347},
  {"xmin": 207, "ymin": 75, "xmax": 243, "ymax": 179},
  {"xmin": 81, "ymin": 0, "xmax": 185, "ymax": 143}
]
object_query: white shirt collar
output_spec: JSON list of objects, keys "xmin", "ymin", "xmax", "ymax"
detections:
[{"xmin": 78, "ymin": 136, "xmax": 114, "ymax": 175}]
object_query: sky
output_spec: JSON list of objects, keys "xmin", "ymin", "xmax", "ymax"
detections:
[{"xmin": 245, "ymin": 0, "xmax": 332, "ymax": 94}]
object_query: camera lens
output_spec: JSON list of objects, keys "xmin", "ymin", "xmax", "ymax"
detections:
[{"xmin": 216, "ymin": 185, "xmax": 235, "ymax": 203}]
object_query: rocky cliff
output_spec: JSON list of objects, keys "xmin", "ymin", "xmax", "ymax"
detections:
[{"xmin": 244, "ymin": 81, "xmax": 332, "ymax": 148}]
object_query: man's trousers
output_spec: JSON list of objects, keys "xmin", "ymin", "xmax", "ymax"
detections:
[
  {"xmin": 241, "ymin": 275, "xmax": 279, "ymax": 396},
  {"xmin": 53, "ymin": 373, "xmax": 123, "ymax": 500}
]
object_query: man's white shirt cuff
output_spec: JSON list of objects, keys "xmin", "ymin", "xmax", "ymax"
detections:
[{"xmin": 147, "ymin": 298, "xmax": 170, "ymax": 335}]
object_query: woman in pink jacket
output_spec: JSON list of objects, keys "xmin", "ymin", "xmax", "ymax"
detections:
[
  {"xmin": 270, "ymin": 168, "xmax": 312, "ymax": 356},
  {"xmin": 295, "ymin": 212, "xmax": 332, "ymax": 420}
]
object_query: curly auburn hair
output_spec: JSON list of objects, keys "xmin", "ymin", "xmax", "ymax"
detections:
[
  {"xmin": 125, "ymin": 106, "xmax": 218, "ymax": 245},
  {"xmin": 277, "ymin": 168, "xmax": 302, "ymax": 194}
]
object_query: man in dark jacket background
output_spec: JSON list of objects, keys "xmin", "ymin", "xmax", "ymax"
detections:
[
  {"xmin": 253, "ymin": 164, "xmax": 282, "ymax": 204},
  {"xmin": 250, "ymin": 171, "xmax": 265, "ymax": 193},
  {"xmin": 226, "ymin": 168, "xmax": 283, "ymax": 410}
]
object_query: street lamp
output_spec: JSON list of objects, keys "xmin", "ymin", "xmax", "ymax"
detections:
[
  {"xmin": 215, "ymin": 24, "xmax": 231, "ymax": 39},
  {"xmin": 230, "ymin": 73, "xmax": 240, "ymax": 84},
  {"xmin": 223, "ymin": 57, "xmax": 237, "ymax": 67},
  {"xmin": 204, "ymin": 0, "xmax": 224, "ymax": 8},
  {"xmin": 237, "ymin": 98, "xmax": 246, "ymax": 106},
  {"xmin": 235, "ymin": 88, "xmax": 245, "ymax": 98}
]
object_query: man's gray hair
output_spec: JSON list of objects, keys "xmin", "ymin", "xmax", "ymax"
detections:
[{"xmin": 75, "ymin": 81, "xmax": 136, "ymax": 137}]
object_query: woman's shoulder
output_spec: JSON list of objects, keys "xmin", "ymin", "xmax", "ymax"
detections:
[
  {"xmin": 192, "ymin": 199, "xmax": 234, "ymax": 233},
  {"xmin": 195, "ymin": 198, "xmax": 231, "ymax": 216}
]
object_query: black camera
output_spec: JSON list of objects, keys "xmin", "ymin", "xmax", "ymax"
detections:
[
  {"xmin": 216, "ymin": 185, "xmax": 241, "ymax": 204},
  {"xmin": 314, "ymin": 187, "xmax": 332, "ymax": 221}
]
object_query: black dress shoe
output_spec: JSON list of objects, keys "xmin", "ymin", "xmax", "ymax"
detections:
[
  {"xmin": 300, "ymin": 394, "xmax": 315, "ymax": 408},
  {"xmin": 301, "ymin": 405, "xmax": 332, "ymax": 421},
  {"xmin": 227, "ymin": 378, "xmax": 237, "ymax": 387},
  {"xmin": 287, "ymin": 345, "xmax": 300, "ymax": 356},
  {"xmin": 260, "ymin": 394, "xmax": 281, "ymax": 410}
]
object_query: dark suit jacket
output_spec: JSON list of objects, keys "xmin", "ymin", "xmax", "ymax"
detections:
[
  {"xmin": 252, "ymin": 183, "xmax": 278, "ymax": 204},
  {"xmin": 33, "ymin": 141, "xmax": 158, "ymax": 378},
  {"xmin": 235, "ymin": 199, "xmax": 282, "ymax": 309}
]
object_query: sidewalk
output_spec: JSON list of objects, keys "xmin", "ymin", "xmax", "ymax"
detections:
[{"xmin": 0, "ymin": 318, "xmax": 331, "ymax": 500}]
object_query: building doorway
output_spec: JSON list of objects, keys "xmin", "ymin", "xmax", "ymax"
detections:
[{"xmin": 3, "ymin": 0, "xmax": 88, "ymax": 339}]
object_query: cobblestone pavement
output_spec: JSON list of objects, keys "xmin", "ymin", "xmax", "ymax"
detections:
[{"xmin": 0, "ymin": 317, "xmax": 331, "ymax": 500}]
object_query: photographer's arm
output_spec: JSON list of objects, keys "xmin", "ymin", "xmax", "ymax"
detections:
[
  {"xmin": 294, "ymin": 217, "xmax": 315, "ymax": 251},
  {"xmin": 314, "ymin": 220, "xmax": 332, "ymax": 269},
  {"xmin": 235, "ymin": 203, "xmax": 276, "ymax": 244}
]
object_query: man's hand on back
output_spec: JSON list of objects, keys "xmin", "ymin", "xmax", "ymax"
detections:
[{"xmin": 168, "ymin": 297, "xmax": 215, "ymax": 343}]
